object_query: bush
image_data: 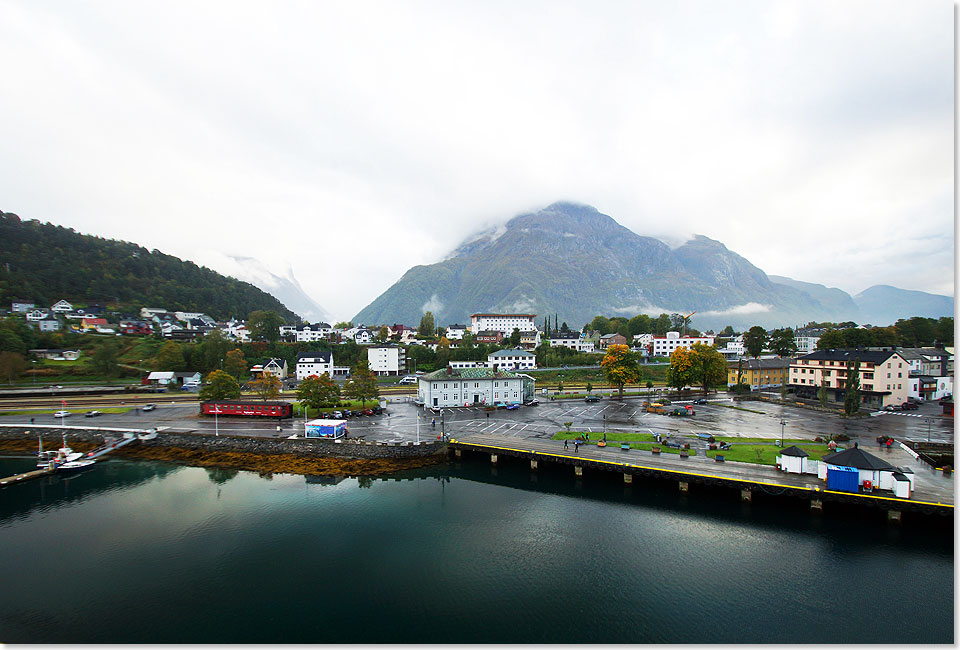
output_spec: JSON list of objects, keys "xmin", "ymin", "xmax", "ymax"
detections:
[
  {"xmin": 833, "ymin": 433, "xmax": 851, "ymax": 442},
  {"xmin": 728, "ymin": 383, "xmax": 751, "ymax": 395}
]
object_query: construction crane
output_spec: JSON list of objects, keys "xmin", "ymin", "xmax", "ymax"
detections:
[{"xmin": 681, "ymin": 311, "xmax": 696, "ymax": 337}]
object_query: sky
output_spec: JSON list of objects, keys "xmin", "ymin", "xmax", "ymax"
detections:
[{"xmin": 0, "ymin": 0, "xmax": 953, "ymax": 322}]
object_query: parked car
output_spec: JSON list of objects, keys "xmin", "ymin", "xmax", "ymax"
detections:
[
  {"xmin": 53, "ymin": 410, "xmax": 71, "ymax": 418},
  {"xmin": 341, "ymin": 410, "xmax": 352, "ymax": 417},
  {"xmin": 494, "ymin": 402, "xmax": 507, "ymax": 409},
  {"xmin": 84, "ymin": 410, "xmax": 102, "ymax": 417},
  {"xmin": 363, "ymin": 409, "xmax": 374, "ymax": 416},
  {"xmin": 331, "ymin": 411, "xmax": 343, "ymax": 419},
  {"xmin": 900, "ymin": 401, "xmax": 919, "ymax": 410},
  {"xmin": 693, "ymin": 398, "xmax": 708, "ymax": 405},
  {"xmin": 142, "ymin": 403, "xmax": 156, "ymax": 411},
  {"xmin": 525, "ymin": 399, "xmax": 539, "ymax": 406},
  {"xmin": 398, "ymin": 376, "xmax": 418, "ymax": 384},
  {"xmin": 585, "ymin": 395, "xmax": 601, "ymax": 403},
  {"xmin": 883, "ymin": 404, "xmax": 901, "ymax": 411},
  {"xmin": 664, "ymin": 440, "xmax": 682, "ymax": 449},
  {"xmin": 506, "ymin": 403, "xmax": 519, "ymax": 410},
  {"xmin": 372, "ymin": 406, "xmax": 383, "ymax": 415}
]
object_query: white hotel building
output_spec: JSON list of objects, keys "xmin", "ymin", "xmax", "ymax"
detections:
[
  {"xmin": 418, "ymin": 367, "xmax": 530, "ymax": 408},
  {"xmin": 651, "ymin": 331, "xmax": 716, "ymax": 357},
  {"xmin": 470, "ymin": 313, "xmax": 537, "ymax": 335},
  {"xmin": 367, "ymin": 345, "xmax": 406, "ymax": 376}
]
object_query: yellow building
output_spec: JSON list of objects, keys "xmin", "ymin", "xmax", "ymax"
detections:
[{"xmin": 728, "ymin": 358, "xmax": 791, "ymax": 390}]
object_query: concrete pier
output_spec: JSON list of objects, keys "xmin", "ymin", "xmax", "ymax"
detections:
[
  {"xmin": 624, "ymin": 472, "xmax": 633, "ymax": 484},
  {"xmin": 741, "ymin": 489, "xmax": 752, "ymax": 502}
]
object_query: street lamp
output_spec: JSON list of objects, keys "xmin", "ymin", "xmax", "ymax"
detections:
[
  {"xmin": 212, "ymin": 405, "xmax": 221, "ymax": 437},
  {"xmin": 779, "ymin": 419, "xmax": 786, "ymax": 447}
]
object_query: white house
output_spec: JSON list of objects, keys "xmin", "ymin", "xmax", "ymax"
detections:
[
  {"xmin": 25, "ymin": 309, "xmax": 49, "ymax": 321},
  {"xmin": 147, "ymin": 371, "xmax": 176, "ymax": 386},
  {"xmin": 297, "ymin": 351, "xmax": 334, "ymax": 381},
  {"xmin": 469, "ymin": 313, "xmax": 537, "ymax": 335},
  {"xmin": 50, "ymin": 299, "xmax": 73, "ymax": 313},
  {"xmin": 445, "ymin": 324, "xmax": 467, "ymax": 340},
  {"xmin": 367, "ymin": 345, "xmax": 406, "ymax": 376},
  {"xmin": 551, "ymin": 333, "xmax": 595, "ymax": 353},
  {"xmin": 140, "ymin": 307, "xmax": 169, "ymax": 319},
  {"xmin": 11, "ymin": 300, "xmax": 35, "ymax": 313},
  {"xmin": 35, "ymin": 315, "xmax": 62, "ymax": 332},
  {"xmin": 418, "ymin": 367, "xmax": 529, "ymax": 408},
  {"xmin": 776, "ymin": 445, "xmax": 810, "ymax": 474},
  {"xmin": 487, "ymin": 349, "xmax": 537, "ymax": 370},
  {"xmin": 251, "ymin": 358, "xmax": 288, "ymax": 380},
  {"xmin": 908, "ymin": 375, "xmax": 953, "ymax": 402},
  {"xmin": 295, "ymin": 323, "xmax": 334, "ymax": 342}
]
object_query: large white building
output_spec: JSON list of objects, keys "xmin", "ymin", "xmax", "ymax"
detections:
[
  {"xmin": 367, "ymin": 345, "xmax": 406, "ymax": 376},
  {"xmin": 418, "ymin": 367, "xmax": 533, "ymax": 408},
  {"xmin": 549, "ymin": 334, "xmax": 595, "ymax": 353},
  {"xmin": 296, "ymin": 351, "xmax": 334, "ymax": 381},
  {"xmin": 789, "ymin": 349, "xmax": 909, "ymax": 408},
  {"xmin": 469, "ymin": 313, "xmax": 537, "ymax": 335},
  {"xmin": 651, "ymin": 332, "xmax": 716, "ymax": 357}
]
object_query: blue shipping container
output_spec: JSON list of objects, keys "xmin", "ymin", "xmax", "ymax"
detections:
[{"xmin": 826, "ymin": 465, "xmax": 859, "ymax": 493}]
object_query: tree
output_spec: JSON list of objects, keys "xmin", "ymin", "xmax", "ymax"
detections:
[
  {"xmin": 91, "ymin": 340, "xmax": 120, "ymax": 376},
  {"xmin": 224, "ymin": 348, "xmax": 248, "ymax": 380},
  {"xmin": 601, "ymin": 344, "xmax": 641, "ymax": 400},
  {"xmin": 666, "ymin": 346, "xmax": 694, "ymax": 396},
  {"xmin": 743, "ymin": 326, "xmax": 768, "ymax": 358},
  {"xmin": 375, "ymin": 326, "xmax": 389, "ymax": 343},
  {"xmin": 686, "ymin": 343, "xmax": 727, "ymax": 396},
  {"xmin": 200, "ymin": 329, "xmax": 232, "ymax": 372},
  {"xmin": 0, "ymin": 329, "xmax": 26, "ymax": 354},
  {"xmin": 296, "ymin": 373, "xmax": 340, "ymax": 411},
  {"xmin": 844, "ymin": 358, "xmax": 861, "ymax": 415},
  {"xmin": 343, "ymin": 360, "xmax": 379, "ymax": 407},
  {"xmin": 719, "ymin": 325, "xmax": 735, "ymax": 337},
  {"xmin": 250, "ymin": 373, "xmax": 282, "ymax": 401},
  {"xmin": 816, "ymin": 329, "xmax": 847, "ymax": 350},
  {"xmin": 0, "ymin": 351, "xmax": 27, "ymax": 385},
  {"xmin": 199, "ymin": 369, "xmax": 241, "ymax": 401},
  {"xmin": 247, "ymin": 310, "xmax": 285, "ymax": 343},
  {"xmin": 154, "ymin": 341, "xmax": 186, "ymax": 371},
  {"xmin": 768, "ymin": 328, "xmax": 797, "ymax": 357},
  {"xmin": 585, "ymin": 381, "xmax": 593, "ymax": 393},
  {"xmin": 334, "ymin": 321, "xmax": 353, "ymax": 329},
  {"xmin": 817, "ymin": 382, "xmax": 829, "ymax": 408},
  {"xmin": 418, "ymin": 312, "xmax": 435, "ymax": 338},
  {"xmin": 508, "ymin": 328, "xmax": 521, "ymax": 347}
]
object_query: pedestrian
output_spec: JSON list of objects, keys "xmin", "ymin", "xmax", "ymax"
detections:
[
  {"xmin": 564, "ymin": 439, "xmax": 568, "ymax": 450},
  {"xmin": 585, "ymin": 433, "xmax": 589, "ymax": 443},
  {"xmin": 602, "ymin": 433, "xmax": 606, "ymax": 443},
  {"xmin": 432, "ymin": 418, "xmax": 436, "ymax": 428},
  {"xmin": 30, "ymin": 417, "xmax": 34, "ymax": 425},
  {"xmin": 575, "ymin": 440, "xmax": 580, "ymax": 453}
]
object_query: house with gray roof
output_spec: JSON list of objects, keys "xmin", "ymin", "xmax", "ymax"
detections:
[{"xmin": 417, "ymin": 367, "xmax": 535, "ymax": 408}]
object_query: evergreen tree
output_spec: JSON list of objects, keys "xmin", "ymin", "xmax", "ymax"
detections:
[
  {"xmin": 844, "ymin": 358, "xmax": 861, "ymax": 415},
  {"xmin": 418, "ymin": 312, "xmax": 435, "ymax": 338}
]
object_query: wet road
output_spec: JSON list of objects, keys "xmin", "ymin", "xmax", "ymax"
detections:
[{"xmin": 4, "ymin": 394, "xmax": 953, "ymax": 448}]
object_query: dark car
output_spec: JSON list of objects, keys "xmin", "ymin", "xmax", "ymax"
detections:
[
  {"xmin": 372, "ymin": 406, "xmax": 383, "ymax": 415},
  {"xmin": 883, "ymin": 404, "xmax": 901, "ymax": 412},
  {"xmin": 900, "ymin": 401, "xmax": 918, "ymax": 410},
  {"xmin": 84, "ymin": 410, "xmax": 102, "ymax": 417},
  {"xmin": 693, "ymin": 398, "xmax": 708, "ymax": 405},
  {"xmin": 341, "ymin": 410, "xmax": 352, "ymax": 417},
  {"xmin": 585, "ymin": 395, "xmax": 601, "ymax": 403},
  {"xmin": 664, "ymin": 440, "xmax": 682, "ymax": 449}
]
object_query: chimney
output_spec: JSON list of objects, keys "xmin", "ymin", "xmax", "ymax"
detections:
[{"xmin": 447, "ymin": 366, "xmax": 452, "ymax": 375}]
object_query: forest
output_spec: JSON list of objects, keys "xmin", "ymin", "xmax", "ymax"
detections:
[{"xmin": 0, "ymin": 211, "xmax": 297, "ymax": 322}]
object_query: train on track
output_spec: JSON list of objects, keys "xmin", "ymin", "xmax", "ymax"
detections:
[{"xmin": 199, "ymin": 400, "xmax": 294, "ymax": 418}]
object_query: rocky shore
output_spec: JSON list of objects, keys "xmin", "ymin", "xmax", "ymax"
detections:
[{"xmin": 0, "ymin": 427, "xmax": 448, "ymax": 478}]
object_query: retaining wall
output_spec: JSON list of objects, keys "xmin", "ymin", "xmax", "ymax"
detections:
[{"xmin": 0, "ymin": 425, "xmax": 447, "ymax": 460}]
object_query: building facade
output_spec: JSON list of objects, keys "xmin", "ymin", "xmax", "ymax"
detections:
[
  {"xmin": 296, "ymin": 351, "xmax": 334, "ymax": 381},
  {"xmin": 651, "ymin": 332, "xmax": 716, "ymax": 357},
  {"xmin": 469, "ymin": 313, "xmax": 537, "ymax": 335},
  {"xmin": 727, "ymin": 358, "xmax": 791, "ymax": 389},
  {"xmin": 417, "ymin": 367, "xmax": 530, "ymax": 408},
  {"xmin": 487, "ymin": 349, "xmax": 537, "ymax": 370},
  {"xmin": 367, "ymin": 345, "xmax": 406, "ymax": 375},
  {"xmin": 789, "ymin": 349, "xmax": 909, "ymax": 408}
]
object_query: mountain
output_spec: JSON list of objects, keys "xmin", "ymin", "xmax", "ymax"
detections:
[
  {"xmin": 767, "ymin": 276, "xmax": 862, "ymax": 321},
  {"xmin": 353, "ymin": 202, "xmax": 860, "ymax": 330},
  {"xmin": 0, "ymin": 211, "xmax": 298, "ymax": 322},
  {"xmin": 223, "ymin": 256, "xmax": 329, "ymax": 323},
  {"xmin": 853, "ymin": 285, "xmax": 954, "ymax": 326}
]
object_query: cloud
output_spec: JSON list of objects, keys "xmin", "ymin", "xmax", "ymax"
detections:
[
  {"xmin": 0, "ymin": 0, "xmax": 950, "ymax": 322},
  {"xmin": 611, "ymin": 303, "xmax": 673, "ymax": 316},
  {"xmin": 421, "ymin": 294, "xmax": 444, "ymax": 315},
  {"xmin": 505, "ymin": 295, "xmax": 536, "ymax": 312},
  {"xmin": 700, "ymin": 303, "xmax": 772, "ymax": 317}
]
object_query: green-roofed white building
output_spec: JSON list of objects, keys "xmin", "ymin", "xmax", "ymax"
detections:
[{"xmin": 418, "ymin": 367, "xmax": 535, "ymax": 408}]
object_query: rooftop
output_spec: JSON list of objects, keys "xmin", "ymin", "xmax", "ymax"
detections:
[{"xmin": 422, "ymin": 367, "xmax": 522, "ymax": 380}]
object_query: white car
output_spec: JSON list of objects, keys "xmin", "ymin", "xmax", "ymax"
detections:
[
  {"xmin": 142, "ymin": 403, "xmax": 157, "ymax": 411},
  {"xmin": 398, "ymin": 376, "xmax": 418, "ymax": 384},
  {"xmin": 53, "ymin": 410, "xmax": 71, "ymax": 418}
]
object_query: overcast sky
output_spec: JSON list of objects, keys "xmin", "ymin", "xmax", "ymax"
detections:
[{"xmin": 0, "ymin": 0, "xmax": 953, "ymax": 322}]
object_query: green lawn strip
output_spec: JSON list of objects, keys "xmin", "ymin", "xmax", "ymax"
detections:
[
  {"xmin": 292, "ymin": 399, "xmax": 383, "ymax": 418},
  {"xmin": 0, "ymin": 406, "xmax": 132, "ymax": 417},
  {"xmin": 704, "ymin": 444, "xmax": 832, "ymax": 465}
]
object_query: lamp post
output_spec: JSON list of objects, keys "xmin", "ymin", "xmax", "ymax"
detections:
[
  {"xmin": 779, "ymin": 419, "xmax": 786, "ymax": 447},
  {"xmin": 213, "ymin": 405, "xmax": 221, "ymax": 437},
  {"xmin": 416, "ymin": 412, "xmax": 420, "ymax": 444},
  {"xmin": 32, "ymin": 360, "xmax": 35, "ymax": 384}
]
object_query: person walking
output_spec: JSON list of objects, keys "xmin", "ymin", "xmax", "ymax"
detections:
[
  {"xmin": 564, "ymin": 439, "xmax": 569, "ymax": 450},
  {"xmin": 574, "ymin": 440, "xmax": 580, "ymax": 454},
  {"xmin": 432, "ymin": 418, "xmax": 436, "ymax": 429}
]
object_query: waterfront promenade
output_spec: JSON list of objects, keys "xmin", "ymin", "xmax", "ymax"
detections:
[{"xmin": 450, "ymin": 433, "xmax": 954, "ymax": 514}]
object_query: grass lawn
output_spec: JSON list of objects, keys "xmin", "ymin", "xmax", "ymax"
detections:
[
  {"xmin": 705, "ymin": 444, "xmax": 832, "ymax": 465},
  {"xmin": 0, "ymin": 406, "xmax": 132, "ymax": 417},
  {"xmin": 293, "ymin": 399, "xmax": 384, "ymax": 418}
]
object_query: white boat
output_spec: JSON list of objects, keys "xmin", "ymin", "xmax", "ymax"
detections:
[
  {"xmin": 56, "ymin": 459, "xmax": 96, "ymax": 472},
  {"xmin": 36, "ymin": 434, "xmax": 85, "ymax": 468}
]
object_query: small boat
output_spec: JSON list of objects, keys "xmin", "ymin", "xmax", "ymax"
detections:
[
  {"xmin": 57, "ymin": 459, "xmax": 96, "ymax": 472},
  {"xmin": 36, "ymin": 434, "xmax": 87, "ymax": 469}
]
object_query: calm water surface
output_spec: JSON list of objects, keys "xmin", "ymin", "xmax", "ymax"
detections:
[{"xmin": 0, "ymin": 455, "xmax": 952, "ymax": 644}]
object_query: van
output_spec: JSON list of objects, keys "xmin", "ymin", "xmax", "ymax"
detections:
[{"xmin": 398, "ymin": 376, "xmax": 418, "ymax": 384}]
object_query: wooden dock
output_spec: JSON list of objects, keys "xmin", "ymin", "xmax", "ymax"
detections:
[{"xmin": 0, "ymin": 466, "xmax": 55, "ymax": 486}]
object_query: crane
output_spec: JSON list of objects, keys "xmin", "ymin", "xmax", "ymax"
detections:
[{"xmin": 681, "ymin": 311, "xmax": 696, "ymax": 337}]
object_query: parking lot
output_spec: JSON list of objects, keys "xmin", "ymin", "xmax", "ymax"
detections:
[{"xmin": 6, "ymin": 394, "xmax": 952, "ymax": 449}]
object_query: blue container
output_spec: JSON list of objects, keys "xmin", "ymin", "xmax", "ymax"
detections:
[{"xmin": 826, "ymin": 465, "xmax": 859, "ymax": 493}]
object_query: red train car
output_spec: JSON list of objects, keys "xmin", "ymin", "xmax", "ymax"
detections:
[{"xmin": 199, "ymin": 400, "xmax": 293, "ymax": 419}]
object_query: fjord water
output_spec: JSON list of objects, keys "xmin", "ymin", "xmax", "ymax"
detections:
[{"xmin": 0, "ymin": 456, "xmax": 952, "ymax": 644}]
